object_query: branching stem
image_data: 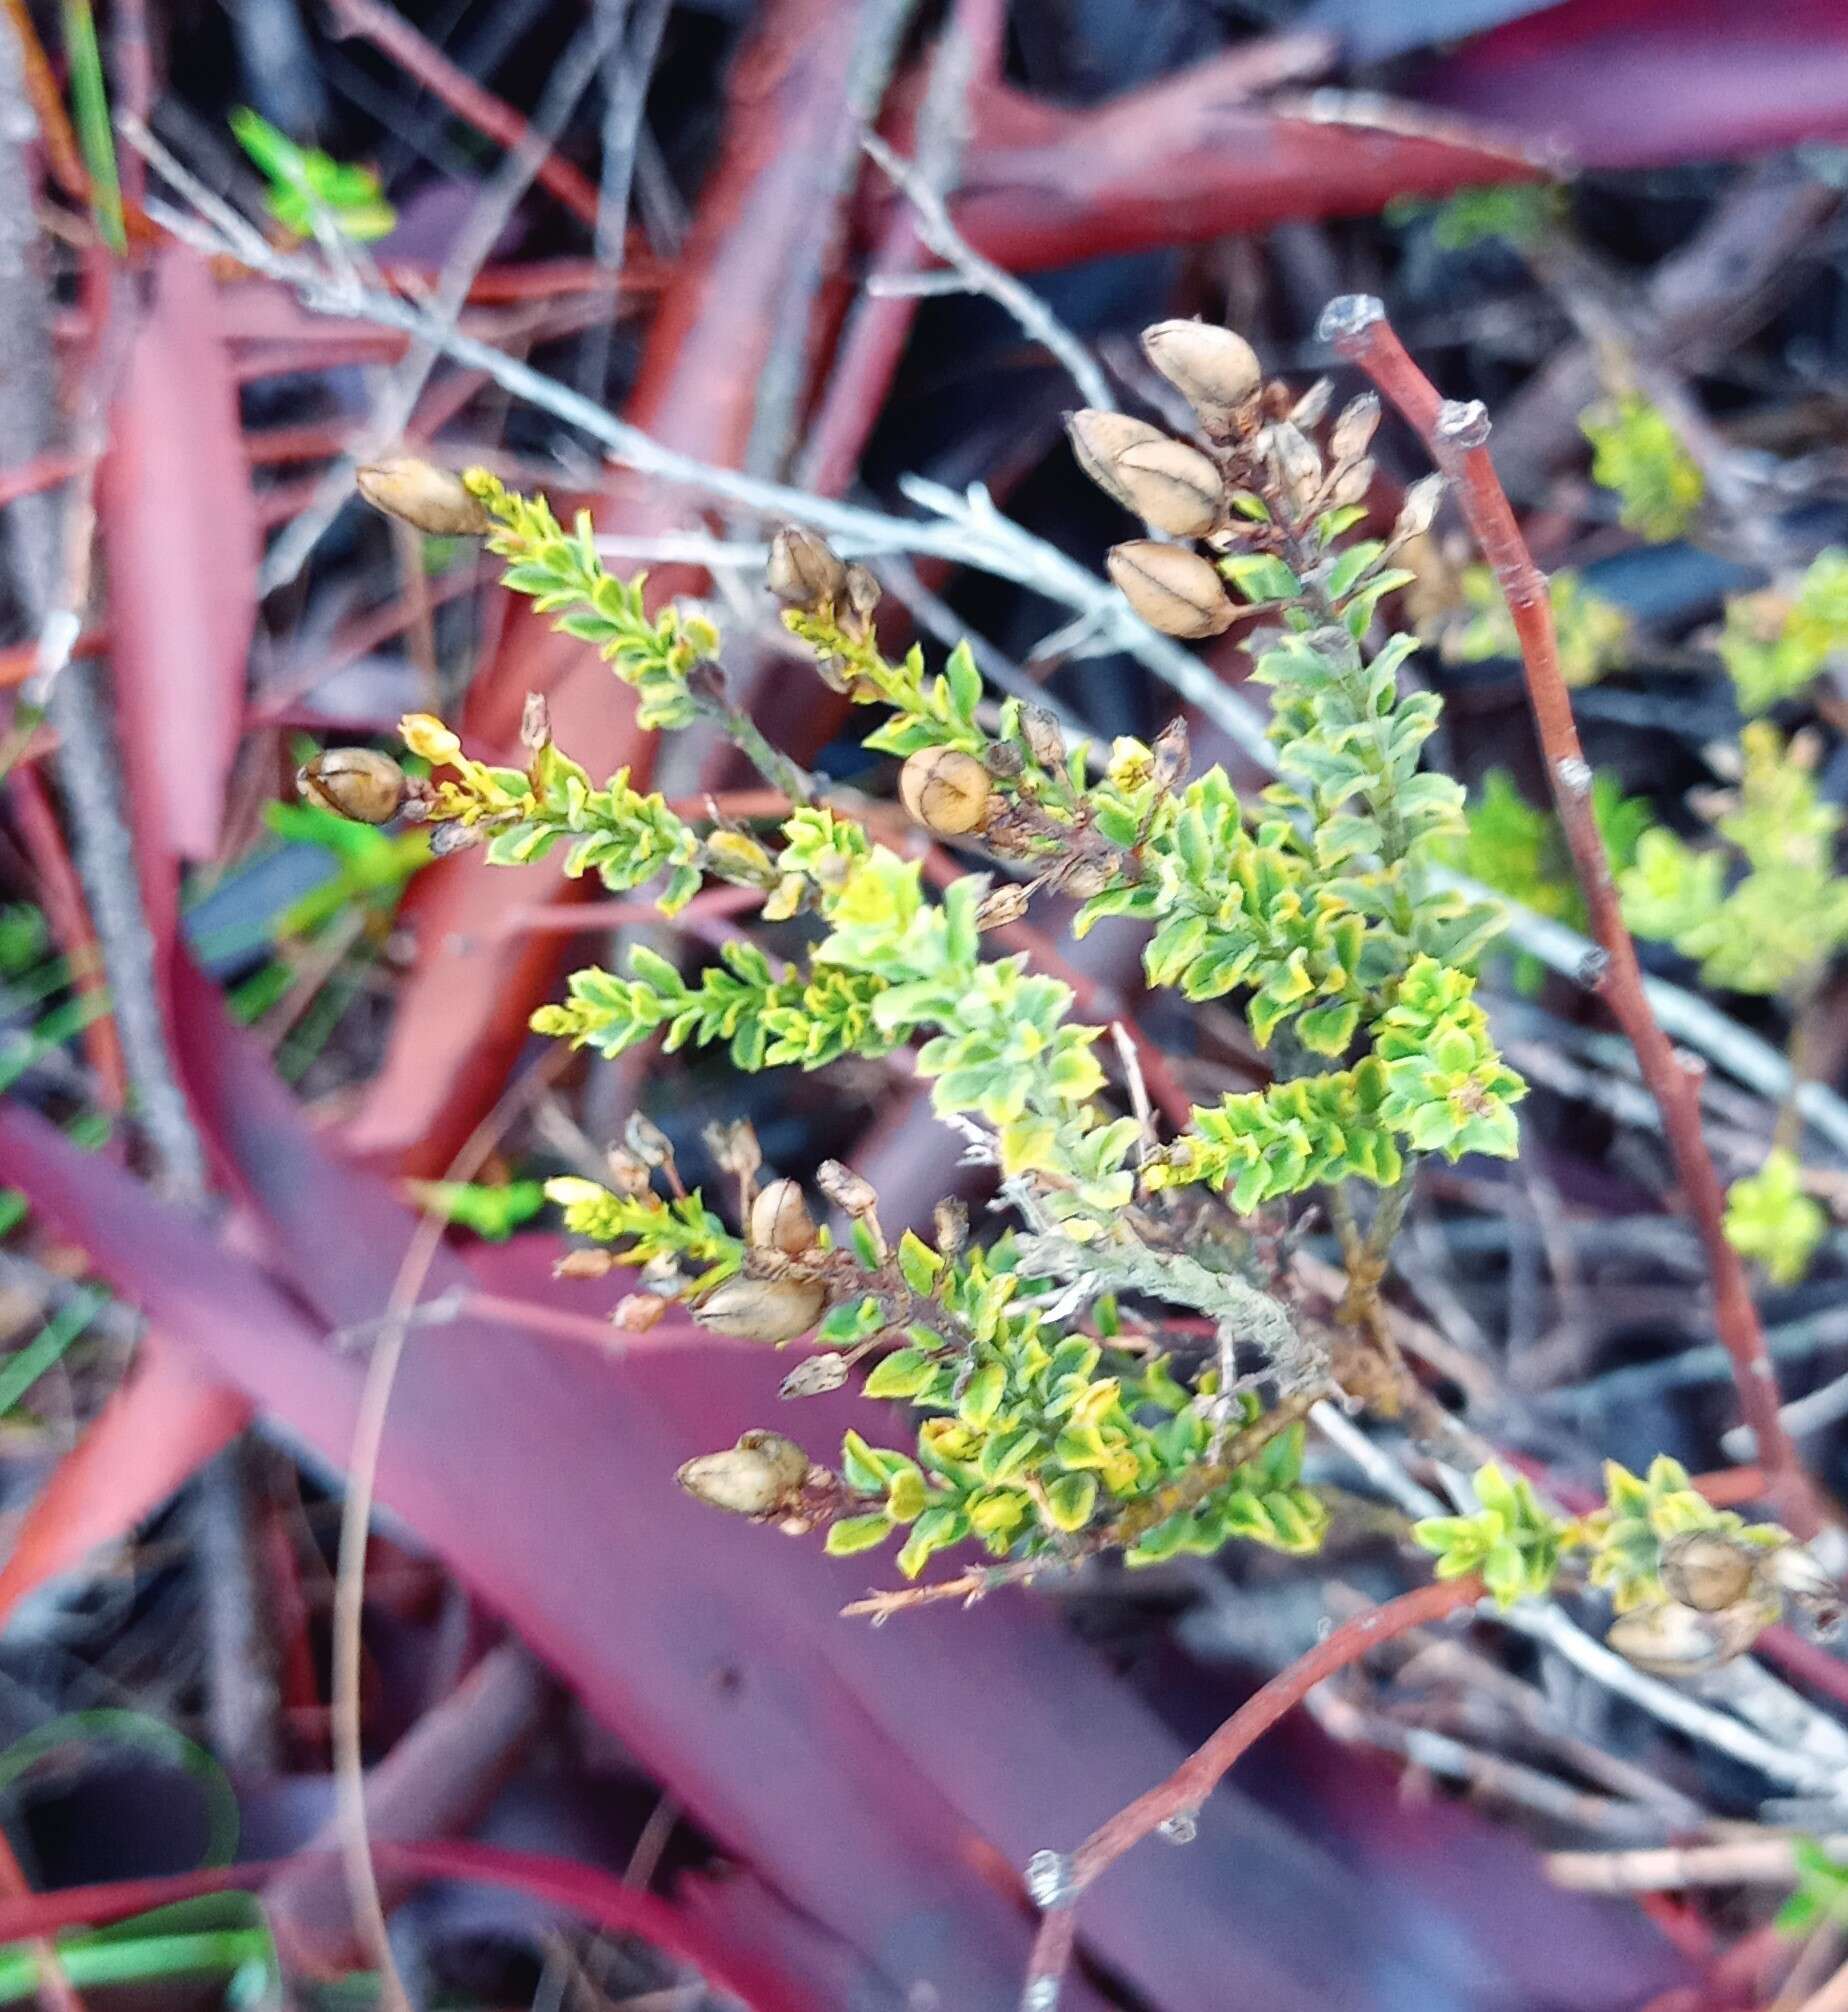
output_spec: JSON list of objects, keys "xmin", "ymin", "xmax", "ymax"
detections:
[
  {"xmin": 1019, "ymin": 1573, "xmax": 1483, "ymax": 2007},
  {"xmin": 1324, "ymin": 297, "xmax": 1818, "ymax": 1539}
]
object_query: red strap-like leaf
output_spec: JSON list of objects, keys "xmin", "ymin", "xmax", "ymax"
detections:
[{"xmin": 98, "ymin": 246, "xmax": 258, "ymax": 873}]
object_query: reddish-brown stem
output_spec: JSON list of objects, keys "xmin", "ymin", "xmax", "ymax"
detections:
[
  {"xmin": 0, "ymin": 1825, "xmax": 83, "ymax": 2012},
  {"xmin": 1323, "ymin": 296, "xmax": 1817, "ymax": 1541},
  {"xmin": 0, "ymin": 449, "xmax": 83, "ymax": 508},
  {"xmin": 1021, "ymin": 1574, "xmax": 1482, "ymax": 2005},
  {"xmin": 10, "ymin": 765, "xmax": 126, "ymax": 1107},
  {"xmin": 324, "ymin": 0, "xmax": 602, "ymax": 228}
]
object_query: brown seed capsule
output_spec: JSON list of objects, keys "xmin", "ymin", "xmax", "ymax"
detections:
[
  {"xmin": 704, "ymin": 1118, "xmax": 762, "ymax": 1182},
  {"xmin": 816, "ymin": 1159, "xmax": 878, "ymax": 1218},
  {"xmin": 612, "ymin": 1292, "xmax": 669, "ymax": 1332},
  {"xmin": 603, "ymin": 1148, "xmax": 653, "ymax": 1198},
  {"xmin": 554, "ymin": 1248, "xmax": 618, "ymax": 1281},
  {"xmin": 298, "ymin": 748, "xmax": 409, "ymax": 824},
  {"xmin": 1022, "ymin": 705, "xmax": 1066, "ymax": 772},
  {"xmin": 900, "ymin": 747, "xmax": 993, "ymax": 837},
  {"xmin": 1330, "ymin": 392, "xmax": 1383, "ymax": 467},
  {"xmin": 1050, "ymin": 854, "xmax": 1114, "ymax": 900},
  {"xmin": 975, "ymin": 882, "xmax": 1033, "ymax": 933},
  {"xmin": 1394, "ymin": 471, "xmax": 1449, "ymax": 543},
  {"xmin": 1767, "ymin": 1545, "xmax": 1844, "ymax": 1637},
  {"xmin": 933, "ymin": 1197, "xmax": 968, "ymax": 1257},
  {"xmin": 767, "ymin": 526, "xmax": 847, "ymax": 608},
  {"xmin": 677, "ymin": 1429, "xmax": 811, "ymax": 1516},
  {"xmin": 843, "ymin": 562, "xmax": 882, "ymax": 624},
  {"xmin": 1139, "ymin": 321, "xmax": 1263, "ymax": 425},
  {"xmin": 624, "ymin": 1112, "xmax": 674, "ymax": 1168},
  {"xmin": 1111, "ymin": 437, "xmax": 1226, "ymax": 537},
  {"xmin": 1263, "ymin": 421, "xmax": 1323, "ymax": 515},
  {"xmin": 520, "ymin": 691, "xmax": 552, "ymax": 754},
  {"xmin": 1151, "ymin": 717, "xmax": 1191, "ymax": 792},
  {"xmin": 1288, "ymin": 377, "xmax": 1334, "ymax": 432},
  {"xmin": 1327, "ymin": 456, "xmax": 1376, "ymax": 511},
  {"xmin": 750, "ymin": 1177, "xmax": 818, "ymax": 1256},
  {"xmin": 693, "ymin": 1275, "xmax": 827, "ymax": 1344},
  {"xmin": 780, "ymin": 1352, "xmax": 849, "ymax": 1399},
  {"xmin": 1607, "ymin": 1598, "xmax": 1764, "ymax": 1680},
  {"xmin": 355, "ymin": 458, "xmax": 491, "ymax": 536},
  {"xmin": 1106, "ymin": 541, "xmax": 1235, "ymax": 639},
  {"xmin": 428, "ymin": 821, "xmax": 483, "ymax": 857},
  {"xmin": 1661, "ymin": 1530, "xmax": 1760, "ymax": 1614},
  {"xmin": 1067, "ymin": 410, "xmax": 1174, "ymax": 510}
]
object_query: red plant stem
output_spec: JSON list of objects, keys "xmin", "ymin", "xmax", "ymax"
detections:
[
  {"xmin": 0, "ymin": 1827, "xmax": 82, "ymax": 2012},
  {"xmin": 324, "ymin": 0, "xmax": 602, "ymax": 228},
  {"xmin": 0, "ymin": 1844, "xmax": 805, "ymax": 2012},
  {"xmin": 1323, "ymin": 297, "xmax": 1817, "ymax": 1541},
  {"xmin": 375, "ymin": 256, "xmax": 667, "ymax": 304},
  {"xmin": 1022, "ymin": 1573, "xmax": 1482, "ymax": 2005},
  {"xmin": 0, "ymin": 449, "xmax": 83, "ymax": 508},
  {"xmin": 9, "ymin": 764, "xmax": 126, "ymax": 1107},
  {"xmin": 2, "ymin": 0, "xmax": 87, "ymax": 203},
  {"xmin": 0, "ymin": 630, "xmax": 105, "ymax": 687}
]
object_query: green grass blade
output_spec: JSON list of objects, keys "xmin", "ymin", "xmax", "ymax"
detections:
[{"xmin": 61, "ymin": 0, "xmax": 125, "ymax": 254}]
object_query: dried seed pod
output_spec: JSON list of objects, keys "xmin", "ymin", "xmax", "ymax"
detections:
[
  {"xmin": 780, "ymin": 1352, "xmax": 849, "ymax": 1399},
  {"xmin": 975, "ymin": 882, "xmax": 1033, "ymax": 932},
  {"xmin": 1022, "ymin": 705, "xmax": 1066, "ymax": 772},
  {"xmin": 1288, "ymin": 377, "xmax": 1334, "ymax": 431},
  {"xmin": 751, "ymin": 1177, "xmax": 818, "ymax": 1256},
  {"xmin": 1106, "ymin": 541, "xmax": 1235, "ymax": 639},
  {"xmin": 1607, "ymin": 1598, "xmax": 1763, "ymax": 1680},
  {"xmin": 933, "ymin": 1197, "xmax": 968, "ymax": 1256},
  {"xmin": 1327, "ymin": 457, "xmax": 1375, "ymax": 511},
  {"xmin": 1139, "ymin": 321, "xmax": 1263, "ymax": 425},
  {"xmin": 899, "ymin": 747, "xmax": 993, "ymax": 836},
  {"xmin": 612, "ymin": 1292, "xmax": 669, "ymax": 1332},
  {"xmin": 843, "ymin": 562, "xmax": 882, "ymax": 624},
  {"xmin": 1066, "ymin": 410, "xmax": 1173, "ymax": 509},
  {"xmin": 1264, "ymin": 422, "xmax": 1323, "ymax": 515},
  {"xmin": 297, "ymin": 748, "xmax": 408, "ymax": 824},
  {"xmin": 693, "ymin": 1275, "xmax": 827, "ymax": 1344},
  {"xmin": 984, "ymin": 741, "xmax": 1024, "ymax": 779},
  {"xmin": 1661, "ymin": 1530, "xmax": 1760, "ymax": 1614},
  {"xmin": 554, "ymin": 1248, "xmax": 617, "ymax": 1281},
  {"xmin": 816, "ymin": 1159, "xmax": 878, "ymax": 1217},
  {"xmin": 1111, "ymin": 437, "xmax": 1226, "ymax": 537},
  {"xmin": 1050, "ymin": 854, "xmax": 1114, "ymax": 900},
  {"xmin": 1767, "ymin": 1546, "xmax": 1844, "ymax": 1636},
  {"xmin": 704, "ymin": 1117, "xmax": 763, "ymax": 1181},
  {"xmin": 428, "ymin": 821, "xmax": 482, "ymax": 857},
  {"xmin": 1330, "ymin": 392, "xmax": 1382, "ymax": 467},
  {"xmin": 677, "ymin": 1430, "xmax": 811, "ymax": 1516},
  {"xmin": 355, "ymin": 458, "xmax": 491, "ymax": 536},
  {"xmin": 1394, "ymin": 471, "xmax": 1449, "ymax": 543},
  {"xmin": 603, "ymin": 1147, "xmax": 653, "ymax": 1197},
  {"xmin": 767, "ymin": 526, "xmax": 848, "ymax": 608},
  {"xmin": 1151, "ymin": 716, "xmax": 1191, "ymax": 792},
  {"xmin": 520, "ymin": 691, "xmax": 552, "ymax": 754},
  {"xmin": 624, "ymin": 1112, "xmax": 674, "ymax": 1168}
]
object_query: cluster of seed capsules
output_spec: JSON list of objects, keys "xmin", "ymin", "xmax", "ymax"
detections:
[{"xmin": 1069, "ymin": 319, "xmax": 1410, "ymax": 638}]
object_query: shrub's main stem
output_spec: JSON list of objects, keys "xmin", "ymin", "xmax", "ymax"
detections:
[
  {"xmin": 1020, "ymin": 1573, "xmax": 1484, "ymax": 2007},
  {"xmin": 1323, "ymin": 297, "xmax": 1817, "ymax": 1541}
]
